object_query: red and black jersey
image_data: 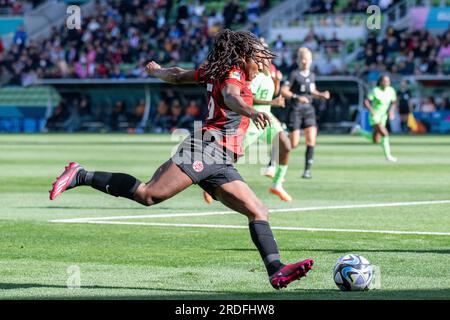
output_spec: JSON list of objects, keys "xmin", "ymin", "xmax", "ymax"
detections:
[{"xmin": 194, "ymin": 67, "xmax": 253, "ymax": 157}]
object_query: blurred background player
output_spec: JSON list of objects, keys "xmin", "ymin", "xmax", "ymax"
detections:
[
  {"xmin": 243, "ymin": 41, "xmax": 296, "ymax": 202},
  {"xmin": 352, "ymin": 75, "xmax": 398, "ymax": 162},
  {"xmin": 281, "ymin": 47, "xmax": 330, "ymax": 179}
]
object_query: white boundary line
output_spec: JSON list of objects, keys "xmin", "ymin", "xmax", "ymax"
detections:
[
  {"xmin": 49, "ymin": 199, "xmax": 450, "ymax": 236},
  {"xmin": 51, "ymin": 199, "xmax": 450, "ymax": 223},
  {"xmin": 63, "ymin": 220, "xmax": 450, "ymax": 236}
]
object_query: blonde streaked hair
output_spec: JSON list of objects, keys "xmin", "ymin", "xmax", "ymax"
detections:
[{"xmin": 297, "ymin": 47, "xmax": 312, "ymax": 59}]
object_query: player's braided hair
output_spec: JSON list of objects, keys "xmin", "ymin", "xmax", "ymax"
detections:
[{"xmin": 202, "ymin": 29, "xmax": 276, "ymax": 81}]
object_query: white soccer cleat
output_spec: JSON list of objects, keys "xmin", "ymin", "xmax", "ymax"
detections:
[
  {"xmin": 262, "ymin": 166, "xmax": 276, "ymax": 179},
  {"xmin": 350, "ymin": 124, "xmax": 362, "ymax": 135},
  {"xmin": 386, "ymin": 155, "xmax": 398, "ymax": 162},
  {"xmin": 268, "ymin": 184, "xmax": 292, "ymax": 202}
]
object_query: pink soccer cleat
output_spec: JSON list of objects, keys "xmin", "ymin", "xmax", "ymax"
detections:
[
  {"xmin": 49, "ymin": 162, "xmax": 84, "ymax": 200},
  {"xmin": 269, "ymin": 258, "xmax": 314, "ymax": 290}
]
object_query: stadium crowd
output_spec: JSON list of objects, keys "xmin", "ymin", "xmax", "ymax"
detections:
[
  {"xmin": 358, "ymin": 26, "xmax": 450, "ymax": 81},
  {"xmin": 2, "ymin": 0, "xmax": 448, "ymax": 87},
  {"xmin": 304, "ymin": 0, "xmax": 400, "ymax": 14},
  {"xmin": 1, "ymin": 0, "xmax": 449, "ymax": 133},
  {"xmin": 0, "ymin": 0, "xmax": 42, "ymax": 14},
  {"xmin": 0, "ymin": 0, "xmax": 272, "ymax": 86}
]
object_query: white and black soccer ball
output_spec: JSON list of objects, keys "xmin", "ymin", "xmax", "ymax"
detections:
[{"xmin": 333, "ymin": 254, "xmax": 373, "ymax": 291}]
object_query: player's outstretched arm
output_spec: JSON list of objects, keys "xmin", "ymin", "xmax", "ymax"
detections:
[
  {"xmin": 222, "ymin": 83, "xmax": 271, "ymax": 130},
  {"xmin": 145, "ymin": 61, "xmax": 197, "ymax": 84},
  {"xmin": 311, "ymin": 88, "xmax": 330, "ymax": 100}
]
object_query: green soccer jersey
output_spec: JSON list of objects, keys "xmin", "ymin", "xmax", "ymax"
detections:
[
  {"xmin": 367, "ymin": 86, "xmax": 397, "ymax": 115},
  {"xmin": 250, "ymin": 71, "xmax": 275, "ymax": 114}
]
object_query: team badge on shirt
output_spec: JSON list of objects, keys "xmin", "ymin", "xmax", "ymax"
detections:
[
  {"xmin": 229, "ymin": 71, "xmax": 242, "ymax": 81},
  {"xmin": 192, "ymin": 160, "xmax": 204, "ymax": 172}
]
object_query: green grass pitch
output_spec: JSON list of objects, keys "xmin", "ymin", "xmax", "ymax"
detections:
[{"xmin": 1, "ymin": 134, "xmax": 449, "ymax": 300}]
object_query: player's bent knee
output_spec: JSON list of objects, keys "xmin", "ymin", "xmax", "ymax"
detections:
[
  {"xmin": 249, "ymin": 203, "xmax": 268, "ymax": 221},
  {"xmin": 141, "ymin": 188, "xmax": 169, "ymax": 206}
]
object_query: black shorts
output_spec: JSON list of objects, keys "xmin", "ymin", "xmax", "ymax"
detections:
[
  {"xmin": 171, "ymin": 134, "xmax": 244, "ymax": 200},
  {"xmin": 287, "ymin": 104, "xmax": 316, "ymax": 131}
]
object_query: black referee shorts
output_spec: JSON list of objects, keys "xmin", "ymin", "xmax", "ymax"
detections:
[
  {"xmin": 287, "ymin": 104, "xmax": 317, "ymax": 131},
  {"xmin": 171, "ymin": 134, "xmax": 244, "ymax": 200}
]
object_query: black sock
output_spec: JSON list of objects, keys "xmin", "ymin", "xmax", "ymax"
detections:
[
  {"xmin": 305, "ymin": 145, "xmax": 314, "ymax": 171},
  {"xmin": 249, "ymin": 220, "xmax": 284, "ymax": 276},
  {"xmin": 77, "ymin": 170, "xmax": 141, "ymax": 200}
]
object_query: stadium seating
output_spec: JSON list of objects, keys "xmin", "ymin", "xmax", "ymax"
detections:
[{"xmin": 0, "ymin": 86, "xmax": 60, "ymax": 132}]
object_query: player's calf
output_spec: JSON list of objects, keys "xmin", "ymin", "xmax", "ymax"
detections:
[{"xmin": 50, "ymin": 162, "xmax": 142, "ymax": 201}]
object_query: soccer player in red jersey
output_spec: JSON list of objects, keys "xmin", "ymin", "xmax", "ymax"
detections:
[{"xmin": 49, "ymin": 30, "xmax": 313, "ymax": 289}]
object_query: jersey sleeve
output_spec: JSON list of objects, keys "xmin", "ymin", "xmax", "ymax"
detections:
[
  {"xmin": 221, "ymin": 68, "xmax": 246, "ymax": 90},
  {"xmin": 194, "ymin": 67, "xmax": 206, "ymax": 84}
]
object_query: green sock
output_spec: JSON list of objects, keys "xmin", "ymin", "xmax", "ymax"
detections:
[
  {"xmin": 381, "ymin": 136, "xmax": 391, "ymax": 158},
  {"xmin": 273, "ymin": 165, "xmax": 288, "ymax": 187},
  {"xmin": 360, "ymin": 130, "xmax": 373, "ymax": 142}
]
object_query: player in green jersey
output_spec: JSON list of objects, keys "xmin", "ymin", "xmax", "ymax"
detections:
[
  {"xmin": 352, "ymin": 75, "xmax": 398, "ymax": 162},
  {"xmin": 243, "ymin": 60, "xmax": 299, "ymax": 202}
]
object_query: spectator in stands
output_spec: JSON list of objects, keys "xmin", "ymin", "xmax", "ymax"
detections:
[
  {"xmin": 110, "ymin": 65, "xmax": 125, "ymax": 80},
  {"xmin": 273, "ymin": 34, "xmax": 286, "ymax": 51},
  {"xmin": 437, "ymin": 33, "xmax": 450, "ymax": 61},
  {"xmin": 185, "ymin": 99, "xmax": 201, "ymax": 119},
  {"xmin": 305, "ymin": 0, "xmax": 325, "ymax": 14},
  {"xmin": 421, "ymin": 97, "xmax": 436, "ymax": 113},
  {"xmin": 45, "ymin": 100, "xmax": 72, "ymax": 132},
  {"xmin": 128, "ymin": 100, "xmax": 146, "ymax": 131},
  {"xmin": 326, "ymin": 31, "xmax": 342, "ymax": 54},
  {"xmin": 250, "ymin": 22, "xmax": 261, "ymax": 38},
  {"xmin": 365, "ymin": 63, "xmax": 381, "ymax": 84},
  {"xmin": 223, "ymin": 0, "xmax": 239, "ymax": 28},
  {"xmin": 77, "ymin": 96, "xmax": 94, "ymax": 123},
  {"xmin": 151, "ymin": 100, "xmax": 171, "ymax": 133},
  {"xmin": 247, "ymin": 0, "xmax": 260, "ymax": 23},
  {"xmin": 441, "ymin": 94, "xmax": 450, "ymax": 111},
  {"xmin": 317, "ymin": 55, "xmax": 338, "ymax": 75},
  {"xmin": 397, "ymin": 80, "xmax": 413, "ymax": 133},
  {"xmin": 109, "ymin": 100, "xmax": 130, "ymax": 132},
  {"xmin": 169, "ymin": 99, "xmax": 184, "ymax": 131},
  {"xmin": 13, "ymin": 25, "xmax": 27, "ymax": 47},
  {"xmin": 302, "ymin": 28, "xmax": 319, "ymax": 52},
  {"xmin": 177, "ymin": 99, "xmax": 202, "ymax": 130}
]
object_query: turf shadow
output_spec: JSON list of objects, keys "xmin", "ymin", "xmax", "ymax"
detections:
[
  {"xmin": 5, "ymin": 288, "xmax": 450, "ymax": 300},
  {"xmin": 221, "ymin": 248, "xmax": 450, "ymax": 255},
  {"xmin": 17, "ymin": 206, "xmax": 174, "ymax": 211},
  {"xmin": 0, "ymin": 283, "xmax": 235, "ymax": 295}
]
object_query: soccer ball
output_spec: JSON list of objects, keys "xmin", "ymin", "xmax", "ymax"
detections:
[{"xmin": 333, "ymin": 254, "xmax": 373, "ymax": 291}]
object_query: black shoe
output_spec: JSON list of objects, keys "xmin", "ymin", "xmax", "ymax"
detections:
[{"xmin": 302, "ymin": 170, "xmax": 312, "ymax": 179}]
